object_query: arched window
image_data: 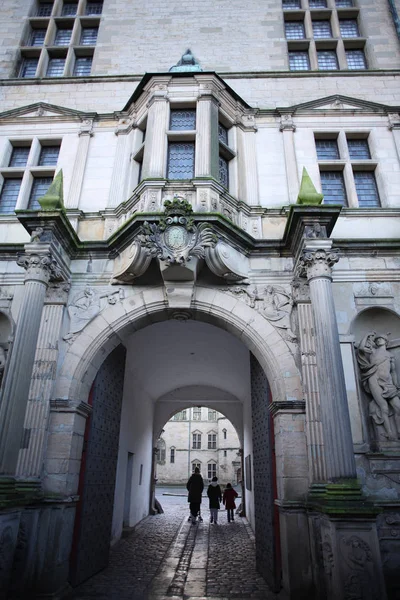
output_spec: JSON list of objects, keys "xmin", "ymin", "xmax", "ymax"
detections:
[
  {"xmin": 157, "ymin": 438, "xmax": 166, "ymax": 464},
  {"xmin": 223, "ymin": 428, "xmax": 227, "ymax": 440},
  {"xmin": 170, "ymin": 447, "xmax": 175, "ymax": 463}
]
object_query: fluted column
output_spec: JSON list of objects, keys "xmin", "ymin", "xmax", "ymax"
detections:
[
  {"xmin": 195, "ymin": 94, "xmax": 219, "ymax": 179},
  {"xmin": 0, "ymin": 245, "xmax": 61, "ymax": 476},
  {"xmin": 298, "ymin": 240, "xmax": 357, "ymax": 481},
  {"xmin": 280, "ymin": 114, "xmax": 299, "ymax": 205},
  {"xmin": 237, "ymin": 120, "xmax": 259, "ymax": 205},
  {"xmin": 108, "ymin": 120, "xmax": 133, "ymax": 207},
  {"xmin": 66, "ymin": 120, "xmax": 93, "ymax": 208},
  {"xmin": 141, "ymin": 95, "xmax": 169, "ymax": 179}
]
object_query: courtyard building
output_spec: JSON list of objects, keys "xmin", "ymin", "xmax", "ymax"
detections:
[{"xmin": 0, "ymin": 0, "xmax": 399, "ymax": 599}]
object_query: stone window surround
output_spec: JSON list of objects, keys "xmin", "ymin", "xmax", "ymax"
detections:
[
  {"xmin": 284, "ymin": 0, "xmax": 367, "ymax": 71},
  {"xmin": 315, "ymin": 130, "xmax": 381, "ymax": 208},
  {"xmin": 0, "ymin": 137, "xmax": 60, "ymax": 211},
  {"xmin": 17, "ymin": 0, "xmax": 101, "ymax": 78}
]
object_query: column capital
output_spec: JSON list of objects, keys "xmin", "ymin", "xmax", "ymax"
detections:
[
  {"xmin": 17, "ymin": 245, "xmax": 63, "ymax": 285},
  {"xmin": 297, "ymin": 244, "xmax": 340, "ymax": 281},
  {"xmin": 279, "ymin": 113, "xmax": 296, "ymax": 132}
]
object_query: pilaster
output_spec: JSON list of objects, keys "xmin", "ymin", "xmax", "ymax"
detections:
[
  {"xmin": 237, "ymin": 121, "xmax": 259, "ymax": 206},
  {"xmin": 195, "ymin": 94, "xmax": 219, "ymax": 179},
  {"xmin": 280, "ymin": 114, "xmax": 299, "ymax": 205},
  {"xmin": 108, "ymin": 119, "xmax": 134, "ymax": 208},
  {"xmin": 142, "ymin": 94, "xmax": 169, "ymax": 179},
  {"xmin": 65, "ymin": 120, "xmax": 93, "ymax": 209}
]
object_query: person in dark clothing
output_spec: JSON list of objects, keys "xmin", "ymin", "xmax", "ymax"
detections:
[
  {"xmin": 207, "ymin": 476, "xmax": 222, "ymax": 524},
  {"xmin": 186, "ymin": 467, "xmax": 204, "ymax": 524},
  {"xmin": 223, "ymin": 482, "xmax": 238, "ymax": 522}
]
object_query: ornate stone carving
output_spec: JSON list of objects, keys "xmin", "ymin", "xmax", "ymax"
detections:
[
  {"xmin": 63, "ymin": 286, "xmax": 125, "ymax": 340},
  {"xmin": 279, "ymin": 113, "xmax": 296, "ymax": 132},
  {"xmin": 322, "ymin": 535, "xmax": 334, "ymax": 576},
  {"xmin": 356, "ymin": 332, "xmax": 400, "ymax": 442},
  {"xmin": 205, "ymin": 241, "xmax": 249, "ymax": 282},
  {"xmin": 111, "ymin": 240, "xmax": 152, "ymax": 284},
  {"xmin": 291, "ymin": 277, "xmax": 310, "ymax": 304},
  {"xmin": 297, "ymin": 248, "xmax": 340, "ymax": 279},
  {"xmin": 45, "ymin": 283, "xmax": 70, "ymax": 305},
  {"xmin": 304, "ymin": 223, "xmax": 327, "ymax": 239},
  {"xmin": 340, "ymin": 536, "xmax": 379, "ymax": 600},
  {"xmin": 17, "ymin": 251, "xmax": 62, "ymax": 283},
  {"xmin": 353, "ymin": 282, "xmax": 393, "ymax": 298},
  {"xmin": 138, "ymin": 197, "xmax": 217, "ymax": 266}
]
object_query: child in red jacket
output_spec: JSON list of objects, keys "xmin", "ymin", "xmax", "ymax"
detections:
[{"xmin": 222, "ymin": 483, "xmax": 238, "ymax": 522}]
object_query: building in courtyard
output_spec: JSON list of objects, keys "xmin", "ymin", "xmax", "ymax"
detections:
[
  {"xmin": 0, "ymin": 0, "xmax": 400, "ymax": 598},
  {"xmin": 156, "ymin": 408, "xmax": 241, "ymax": 485}
]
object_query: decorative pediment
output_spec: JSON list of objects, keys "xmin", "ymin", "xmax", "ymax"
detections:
[
  {"xmin": 279, "ymin": 95, "xmax": 391, "ymax": 116},
  {"xmin": 0, "ymin": 102, "xmax": 96, "ymax": 123}
]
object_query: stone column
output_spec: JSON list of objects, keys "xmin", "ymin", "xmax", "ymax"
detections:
[
  {"xmin": 141, "ymin": 94, "xmax": 169, "ymax": 179},
  {"xmin": 108, "ymin": 119, "xmax": 134, "ymax": 208},
  {"xmin": 298, "ymin": 240, "xmax": 357, "ymax": 481},
  {"xmin": 65, "ymin": 119, "xmax": 93, "ymax": 209},
  {"xmin": 280, "ymin": 115, "xmax": 299, "ymax": 205},
  {"xmin": 195, "ymin": 93, "xmax": 219, "ymax": 179},
  {"xmin": 0, "ymin": 244, "xmax": 61, "ymax": 478},
  {"xmin": 237, "ymin": 117, "xmax": 259, "ymax": 206},
  {"xmin": 16, "ymin": 284, "xmax": 69, "ymax": 479}
]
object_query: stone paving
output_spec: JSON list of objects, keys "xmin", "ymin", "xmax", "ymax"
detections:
[{"xmin": 66, "ymin": 493, "xmax": 285, "ymax": 600}]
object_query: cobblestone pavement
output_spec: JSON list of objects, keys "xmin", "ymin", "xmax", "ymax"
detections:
[{"xmin": 66, "ymin": 492, "xmax": 285, "ymax": 600}]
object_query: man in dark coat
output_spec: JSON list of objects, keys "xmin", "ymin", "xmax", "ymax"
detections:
[{"xmin": 186, "ymin": 467, "xmax": 204, "ymax": 524}]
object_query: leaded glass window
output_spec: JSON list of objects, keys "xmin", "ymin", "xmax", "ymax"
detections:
[
  {"xmin": 348, "ymin": 139, "xmax": 370, "ymax": 160},
  {"xmin": 192, "ymin": 433, "xmax": 201, "ymax": 450},
  {"xmin": 354, "ymin": 172, "xmax": 380, "ymax": 207},
  {"xmin": 218, "ymin": 123, "xmax": 228, "ymax": 144},
  {"xmin": 55, "ymin": 28, "xmax": 72, "ymax": 46},
  {"xmin": 285, "ymin": 21, "xmax": 305, "ymax": 40},
  {"xmin": 30, "ymin": 29, "xmax": 47, "ymax": 46},
  {"xmin": 170, "ymin": 448, "xmax": 175, "ymax": 463},
  {"xmin": 339, "ymin": 19, "xmax": 359, "ymax": 37},
  {"xmin": 73, "ymin": 57, "xmax": 92, "ymax": 76},
  {"xmin": 346, "ymin": 50, "xmax": 367, "ymax": 70},
  {"xmin": 169, "ymin": 109, "xmax": 196, "ymax": 131},
  {"xmin": 312, "ymin": 20, "xmax": 332, "ymax": 38},
  {"xmin": 309, "ymin": 0, "xmax": 327, "ymax": 7},
  {"xmin": 320, "ymin": 171, "xmax": 347, "ymax": 205},
  {"xmin": 289, "ymin": 51, "xmax": 310, "ymax": 70},
  {"xmin": 80, "ymin": 28, "xmax": 98, "ymax": 45},
  {"xmin": 316, "ymin": 139, "xmax": 339, "ymax": 160},
  {"xmin": 336, "ymin": 0, "xmax": 353, "ymax": 6},
  {"xmin": 282, "ymin": 0, "xmax": 301, "ymax": 9},
  {"xmin": 317, "ymin": 50, "xmax": 338, "ymax": 70},
  {"xmin": 85, "ymin": 1, "xmax": 103, "ymax": 15},
  {"xmin": 208, "ymin": 462, "xmax": 217, "ymax": 480},
  {"xmin": 28, "ymin": 177, "xmax": 53, "ymax": 209},
  {"xmin": 0, "ymin": 179, "xmax": 21, "ymax": 213},
  {"xmin": 37, "ymin": 3, "xmax": 53, "ymax": 17},
  {"xmin": 39, "ymin": 146, "xmax": 60, "ymax": 166},
  {"xmin": 61, "ymin": 2, "xmax": 77, "ymax": 16},
  {"xmin": 46, "ymin": 58, "xmax": 65, "ymax": 77},
  {"xmin": 19, "ymin": 58, "xmax": 38, "ymax": 78},
  {"xmin": 219, "ymin": 156, "xmax": 229, "ymax": 188},
  {"xmin": 9, "ymin": 147, "xmax": 30, "ymax": 167},
  {"xmin": 167, "ymin": 143, "xmax": 195, "ymax": 179}
]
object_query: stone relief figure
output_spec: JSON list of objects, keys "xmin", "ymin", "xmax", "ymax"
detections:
[
  {"xmin": 356, "ymin": 332, "xmax": 400, "ymax": 441},
  {"xmin": 64, "ymin": 286, "xmax": 125, "ymax": 340},
  {"xmin": 260, "ymin": 285, "xmax": 297, "ymax": 341}
]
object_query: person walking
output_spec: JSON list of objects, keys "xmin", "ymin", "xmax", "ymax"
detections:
[
  {"xmin": 223, "ymin": 482, "xmax": 238, "ymax": 522},
  {"xmin": 207, "ymin": 476, "xmax": 222, "ymax": 524},
  {"xmin": 186, "ymin": 467, "xmax": 204, "ymax": 524}
]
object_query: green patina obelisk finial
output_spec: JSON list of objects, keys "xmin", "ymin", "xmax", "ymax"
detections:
[
  {"xmin": 38, "ymin": 169, "xmax": 64, "ymax": 210},
  {"xmin": 296, "ymin": 167, "xmax": 324, "ymax": 205}
]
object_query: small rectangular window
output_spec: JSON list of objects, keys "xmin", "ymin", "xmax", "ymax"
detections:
[
  {"xmin": 317, "ymin": 50, "xmax": 338, "ymax": 70},
  {"xmin": 28, "ymin": 176, "xmax": 53, "ymax": 209},
  {"xmin": 30, "ymin": 29, "xmax": 47, "ymax": 47},
  {"xmin": 316, "ymin": 139, "xmax": 339, "ymax": 160},
  {"xmin": 170, "ymin": 448, "xmax": 175, "ymax": 464},
  {"xmin": 192, "ymin": 433, "xmax": 201, "ymax": 450},
  {"xmin": 224, "ymin": 450, "xmax": 227, "ymax": 457},
  {"xmin": 73, "ymin": 56, "xmax": 93, "ymax": 76},
  {"xmin": 0, "ymin": 179, "xmax": 22, "ymax": 213},
  {"xmin": 169, "ymin": 109, "xmax": 196, "ymax": 131},
  {"xmin": 348, "ymin": 139, "xmax": 370, "ymax": 160},
  {"xmin": 37, "ymin": 2, "xmax": 53, "ymax": 17},
  {"xmin": 282, "ymin": 0, "xmax": 301, "ymax": 9},
  {"xmin": 19, "ymin": 58, "xmax": 38, "ymax": 78},
  {"xmin": 289, "ymin": 51, "xmax": 310, "ymax": 71},
  {"xmin": 85, "ymin": 1, "xmax": 103, "ymax": 15},
  {"xmin": 312, "ymin": 20, "xmax": 332, "ymax": 38},
  {"xmin": 208, "ymin": 434, "xmax": 217, "ymax": 449},
  {"xmin": 354, "ymin": 172, "xmax": 380, "ymax": 207},
  {"xmin": 54, "ymin": 28, "xmax": 73, "ymax": 46},
  {"xmin": 39, "ymin": 145, "xmax": 60, "ymax": 166},
  {"xmin": 61, "ymin": 2, "xmax": 78, "ymax": 16},
  {"xmin": 346, "ymin": 50, "xmax": 367, "ymax": 70},
  {"xmin": 80, "ymin": 27, "xmax": 98, "ymax": 45},
  {"xmin": 9, "ymin": 147, "xmax": 30, "ymax": 168},
  {"xmin": 320, "ymin": 171, "xmax": 347, "ymax": 205},
  {"xmin": 167, "ymin": 142, "xmax": 195, "ymax": 179},
  {"xmin": 339, "ymin": 19, "xmax": 359, "ymax": 38},
  {"xmin": 309, "ymin": 0, "xmax": 327, "ymax": 7},
  {"xmin": 285, "ymin": 21, "xmax": 305, "ymax": 40},
  {"xmin": 46, "ymin": 58, "xmax": 65, "ymax": 77}
]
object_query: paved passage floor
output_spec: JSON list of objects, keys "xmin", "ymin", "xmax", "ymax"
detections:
[{"xmin": 66, "ymin": 488, "xmax": 285, "ymax": 600}]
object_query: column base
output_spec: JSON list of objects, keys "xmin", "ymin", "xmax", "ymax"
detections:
[
  {"xmin": 0, "ymin": 476, "xmax": 43, "ymax": 508},
  {"xmin": 307, "ymin": 480, "xmax": 380, "ymax": 517}
]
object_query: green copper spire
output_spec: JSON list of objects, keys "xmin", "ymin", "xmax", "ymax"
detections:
[
  {"xmin": 38, "ymin": 169, "xmax": 64, "ymax": 211},
  {"xmin": 296, "ymin": 167, "xmax": 324, "ymax": 205}
]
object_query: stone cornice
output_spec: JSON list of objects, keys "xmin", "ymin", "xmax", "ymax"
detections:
[{"xmin": 269, "ymin": 400, "xmax": 306, "ymax": 416}]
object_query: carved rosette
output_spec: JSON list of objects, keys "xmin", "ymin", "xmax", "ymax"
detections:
[
  {"xmin": 17, "ymin": 252, "xmax": 62, "ymax": 284},
  {"xmin": 297, "ymin": 248, "xmax": 340, "ymax": 280}
]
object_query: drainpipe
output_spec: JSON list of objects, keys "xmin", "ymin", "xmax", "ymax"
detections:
[{"xmin": 388, "ymin": 0, "xmax": 400, "ymax": 41}]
